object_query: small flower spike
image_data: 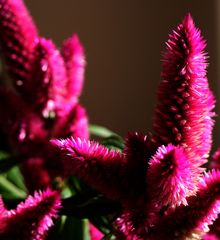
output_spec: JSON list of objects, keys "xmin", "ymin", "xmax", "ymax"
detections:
[
  {"xmin": 153, "ymin": 14, "xmax": 215, "ymax": 169},
  {"xmin": 52, "ymin": 137, "xmax": 126, "ymax": 201},
  {"xmin": 147, "ymin": 144, "xmax": 194, "ymax": 208},
  {"xmin": 0, "ymin": 189, "xmax": 61, "ymax": 240},
  {"xmin": 61, "ymin": 34, "xmax": 86, "ymax": 100},
  {"xmin": 150, "ymin": 170, "xmax": 220, "ymax": 240}
]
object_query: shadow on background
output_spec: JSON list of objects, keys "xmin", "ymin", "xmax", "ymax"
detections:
[{"xmin": 25, "ymin": 0, "xmax": 219, "ymax": 149}]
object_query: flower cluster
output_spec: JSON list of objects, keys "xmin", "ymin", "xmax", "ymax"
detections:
[
  {"xmin": 0, "ymin": 0, "xmax": 88, "ymax": 192},
  {"xmin": 54, "ymin": 14, "xmax": 220, "ymax": 239},
  {"xmin": 0, "ymin": 0, "xmax": 220, "ymax": 239}
]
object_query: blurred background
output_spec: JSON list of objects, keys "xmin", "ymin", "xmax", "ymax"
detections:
[{"xmin": 25, "ymin": 0, "xmax": 219, "ymax": 148}]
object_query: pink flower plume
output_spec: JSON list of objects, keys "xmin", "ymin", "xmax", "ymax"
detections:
[
  {"xmin": 62, "ymin": 34, "xmax": 86, "ymax": 99},
  {"xmin": 153, "ymin": 14, "xmax": 215, "ymax": 169},
  {"xmin": 52, "ymin": 137, "xmax": 126, "ymax": 200},
  {"xmin": 0, "ymin": 0, "xmax": 38, "ymax": 92},
  {"xmin": 150, "ymin": 170, "xmax": 220, "ymax": 239},
  {"xmin": 147, "ymin": 144, "xmax": 195, "ymax": 208},
  {"xmin": 33, "ymin": 37, "xmax": 68, "ymax": 117},
  {"xmin": 0, "ymin": 188, "xmax": 61, "ymax": 240}
]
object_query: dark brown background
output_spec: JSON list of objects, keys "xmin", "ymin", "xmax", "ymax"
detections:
[{"xmin": 25, "ymin": 0, "xmax": 219, "ymax": 149}]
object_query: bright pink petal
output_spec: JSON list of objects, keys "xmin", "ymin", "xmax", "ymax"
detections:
[
  {"xmin": 61, "ymin": 34, "xmax": 86, "ymax": 99},
  {"xmin": 0, "ymin": 189, "xmax": 61, "ymax": 240},
  {"xmin": 153, "ymin": 14, "xmax": 215, "ymax": 169}
]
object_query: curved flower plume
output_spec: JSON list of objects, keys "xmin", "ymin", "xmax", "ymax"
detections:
[
  {"xmin": 0, "ymin": 0, "xmax": 89, "ymax": 191},
  {"xmin": 153, "ymin": 14, "xmax": 215, "ymax": 169},
  {"xmin": 52, "ymin": 137, "xmax": 126, "ymax": 201},
  {"xmin": 147, "ymin": 144, "xmax": 194, "ymax": 208},
  {"xmin": 61, "ymin": 34, "xmax": 86, "ymax": 100},
  {"xmin": 0, "ymin": 188, "xmax": 61, "ymax": 240},
  {"xmin": 149, "ymin": 170, "xmax": 220, "ymax": 240},
  {"xmin": 52, "ymin": 131, "xmax": 156, "ymax": 206}
]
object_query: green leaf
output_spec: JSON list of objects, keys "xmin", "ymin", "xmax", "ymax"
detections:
[
  {"xmin": 60, "ymin": 217, "xmax": 90, "ymax": 240},
  {"xmin": 89, "ymin": 124, "xmax": 116, "ymax": 138},
  {"xmin": 6, "ymin": 166, "xmax": 26, "ymax": 191},
  {"xmin": 102, "ymin": 135, "xmax": 124, "ymax": 151},
  {"xmin": 0, "ymin": 175, "xmax": 26, "ymax": 199}
]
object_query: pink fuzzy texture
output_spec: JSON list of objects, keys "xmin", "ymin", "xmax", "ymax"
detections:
[
  {"xmin": 149, "ymin": 170, "xmax": 220, "ymax": 240},
  {"xmin": 153, "ymin": 14, "xmax": 215, "ymax": 170},
  {"xmin": 62, "ymin": 34, "xmax": 86, "ymax": 99},
  {"xmin": 52, "ymin": 137, "xmax": 126, "ymax": 201},
  {"xmin": 0, "ymin": 0, "xmax": 38, "ymax": 93},
  {"xmin": 147, "ymin": 144, "xmax": 194, "ymax": 208},
  {"xmin": 0, "ymin": 189, "xmax": 61, "ymax": 240},
  {"xmin": 53, "ymin": 132, "xmax": 157, "ymax": 207},
  {"xmin": 0, "ymin": 0, "xmax": 89, "ymax": 191}
]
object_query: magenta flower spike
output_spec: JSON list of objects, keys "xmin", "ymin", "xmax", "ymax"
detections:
[
  {"xmin": 149, "ymin": 170, "xmax": 220, "ymax": 240},
  {"xmin": 61, "ymin": 34, "xmax": 86, "ymax": 100},
  {"xmin": 0, "ymin": 189, "xmax": 61, "ymax": 240},
  {"xmin": 153, "ymin": 14, "xmax": 215, "ymax": 169},
  {"xmin": 0, "ymin": 0, "xmax": 38, "ymax": 92},
  {"xmin": 147, "ymin": 144, "xmax": 194, "ymax": 208},
  {"xmin": 52, "ymin": 132, "xmax": 156, "ymax": 206},
  {"xmin": 33, "ymin": 37, "xmax": 68, "ymax": 116},
  {"xmin": 52, "ymin": 137, "xmax": 126, "ymax": 201}
]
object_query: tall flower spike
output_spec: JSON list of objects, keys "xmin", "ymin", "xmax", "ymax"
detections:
[
  {"xmin": 0, "ymin": 0, "xmax": 38, "ymax": 92},
  {"xmin": 147, "ymin": 144, "xmax": 194, "ymax": 208},
  {"xmin": 149, "ymin": 170, "xmax": 220, "ymax": 240},
  {"xmin": 153, "ymin": 14, "xmax": 215, "ymax": 169},
  {"xmin": 52, "ymin": 137, "xmax": 126, "ymax": 201},
  {"xmin": 0, "ymin": 188, "xmax": 61, "ymax": 240},
  {"xmin": 33, "ymin": 37, "xmax": 68, "ymax": 116},
  {"xmin": 61, "ymin": 34, "xmax": 86, "ymax": 99}
]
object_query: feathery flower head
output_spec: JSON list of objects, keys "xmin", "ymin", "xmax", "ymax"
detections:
[
  {"xmin": 62, "ymin": 34, "xmax": 86, "ymax": 99},
  {"xmin": 0, "ymin": 188, "xmax": 61, "ymax": 240},
  {"xmin": 147, "ymin": 144, "xmax": 194, "ymax": 208},
  {"xmin": 153, "ymin": 14, "xmax": 215, "ymax": 169},
  {"xmin": 52, "ymin": 137, "xmax": 126, "ymax": 200},
  {"xmin": 150, "ymin": 170, "xmax": 220, "ymax": 240}
]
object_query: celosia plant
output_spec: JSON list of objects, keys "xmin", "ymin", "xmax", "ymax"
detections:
[
  {"xmin": 0, "ymin": 0, "xmax": 219, "ymax": 239},
  {"xmin": 0, "ymin": 0, "xmax": 88, "ymax": 192}
]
